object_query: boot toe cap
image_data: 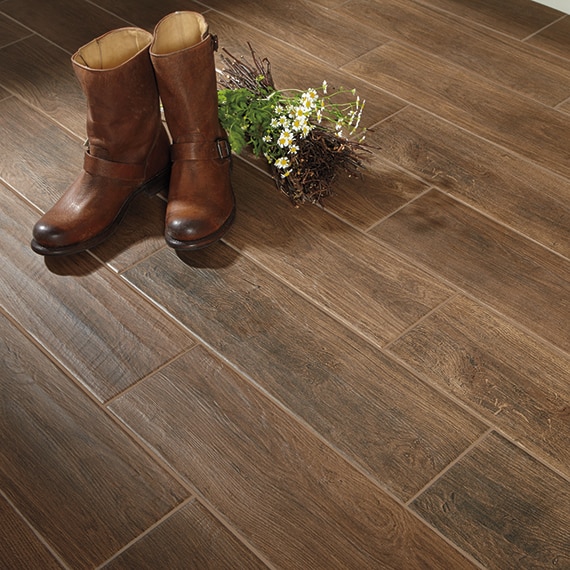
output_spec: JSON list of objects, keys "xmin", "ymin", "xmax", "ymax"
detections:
[
  {"xmin": 165, "ymin": 207, "xmax": 235, "ymax": 250},
  {"xmin": 32, "ymin": 221, "xmax": 67, "ymax": 248}
]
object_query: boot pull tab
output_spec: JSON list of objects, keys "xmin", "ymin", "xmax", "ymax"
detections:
[{"xmin": 210, "ymin": 34, "xmax": 218, "ymax": 52}]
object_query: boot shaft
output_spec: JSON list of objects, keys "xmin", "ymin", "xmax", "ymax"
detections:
[
  {"xmin": 150, "ymin": 12, "xmax": 224, "ymax": 143},
  {"xmin": 72, "ymin": 28, "xmax": 163, "ymax": 163}
]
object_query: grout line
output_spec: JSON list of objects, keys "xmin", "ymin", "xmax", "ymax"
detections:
[
  {"xmin": 521, "ymin": 13, "xmax": 568, "ymax": 42},
  {"xmin": 0, "ymin": 30, "xmax": 35, "ymax": 51},
  {"xmin": 0, "ymin": 488, "xmax": 73, "ymax": 570},
  {"xmin": 432, "ymin": 185, "xmax": 570, "ymax": 263},
  {"xmin": 387, "ymin": 330, "xmax": 570, "ymax": 486},
  {"xmin": 405, "ymin": 429, "xmax": 493, "ymax": 506},
  {"xmin": 0, "ymin": 11, "xmax": 75, "ymax": 55},
  {"xmin": 102, "ymin": 345, "xmax": 196, "ymax": 408},
  {"xmin": 94, "ymin": 497, "xmax": 197, "ymax": 569},
  {"xmin": 191, "ymin": 496, "xmax": 278, "ymax": 570},
  {"xmin": 114, "ymin": 245, "xmax": 168, "ymax": 276},
  {"xmin": 555, "ymin": 94, "xmax": 570, "ymax": 110},
  {"xmin": 366, "ymin": 212, "xmax": 570, "ymax": 360},
  {"xmin": 105, "ymin": 374, "xmax": 277, "ymax": 569},
  {"xmin": 458, "ymin": 291, "xmax": 570, "ymax": 361},
  {"xmin": 405, "ymin": 508, "xmax": 488, "ymax": 570},
  {"xmin": 383, "ymin": 292, "xmax": 459, "ymax": 350},
  {"xmin": 364, "ymin": 184, "xmax": 433, "ymax": 234},
  {"xmin": 82, "ymin": 0, "xmax": 145, "ymax": 28},
  {"xmin": 342, "ymin": 35, "xmax": 569, "ymax": 109},
  {"xmin": 408, "ymin": 0, "xmax": 556, "ymax": 44}
]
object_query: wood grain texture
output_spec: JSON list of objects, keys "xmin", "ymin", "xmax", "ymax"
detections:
[
  {"xmin": 110, "ymin": 346, "xmax": 477, "ymax": 569},
  {"xmin": 207, "ymin": 11, "xmax": 405, "ymax": 126},
  {"xmin": 338, "ymin": 0, "xmax": 570, "ymax": 105},
  {"xmin": 412, "ymin": 432, "xmax": 570, "ymax": 569},
  {"xmin": 0, "ymin": 493, "xmax": 62, "ymax": 569},
  {"xmin": 366, "ymin": 106, "xmax": 570, "ymax": 257},
  {"xmin": 124, "ymin": 238, "xmax": 484, "ymax": 500},
  {"xmin": 412, "ymin": 0, "xmax": 563, "ymax": 39},
  {"xmin": 90, "ymin": 194, "xmax": 168, "ymax": 274},
  {"xmin": 201, "ymin": 0, "xmax": 389, "ymax": 67},
  {"xmin": 103, "ymin": 500, "xmax": 268, "ymax": 569},
  {"xmin": 389, "ymin": 295, "xmax": 570, "ymax": 477},
  {"xmin": 0, "ymin": 34, "xmax": 86, "ymax": 136},
  {"xmin": 0, "ymin": 0, "xmax": 128, "ymax": 54},
  {"xmin": 0, "ymin": 11, "xmax": 32, "ymax": 48},
  {"xmin": 226, "ymin": 160, "xmax": 450, "ymax": 346},
  {"xmin": 370, "ymin": 190, "xmax": 570, "ymax": 352},
  {"xmin": 322, "ymin": 144, "xmax": 430, "ymax": 229},
  {"xmin": 559, "ymin": 97, "xmax": 570, "ymax": 114},
  {"xmin": 90, "ymin": 0, "xmax": 205, "ymax": 32},
  {"xmin": 0, "ymin": 310, "xmax": 188, "ymax": 569},
  {"xmin": 526, "ymin": 15, "xmax": 570, "ymax": 60},
  {"xmin": 343, "ymin": 42, "xmax": 570, "ymax": 178},
  {"xmin": 1, "ymin": 1, "xmax": 568, "ymax": 566},
  {"xmin": 0, "ymin": 183, "xmax": 194, "ymax": 402},
  {"xmin": 0, "ymin": 97, "xmax": 82, "ymax": 210}
]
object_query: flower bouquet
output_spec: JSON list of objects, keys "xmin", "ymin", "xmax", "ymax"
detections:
[{"xmin": 217, "ymin": 45, "xmax": 369, "ymax": 205}]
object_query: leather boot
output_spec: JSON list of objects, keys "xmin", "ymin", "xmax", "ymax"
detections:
[
  {"xmin": 150, "ymin": 12, "xmax": 235, "ymax": 250},
  {"xmin": 31, "ymin": 28, "xmax": 171, "ymax": 256}
]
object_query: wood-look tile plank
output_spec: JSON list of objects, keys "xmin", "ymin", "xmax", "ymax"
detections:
[
  {"xmin": 0, "ymin": 12, "xmax": 32, "ymax": 48},
  {"xmin": 366, "ymin": 106, "xmax": 570, "ymax": 257},
  {"xmin": 0, "ymin": 0, "xmax": 129, "ymax": 54},
  {"xmin": 412, "ymin": 0, "xmax": 563, "ymax": 39},
  {"xmin": 110, "ymin": 346, "xmax": 477, "ymax": 569},
  {"xmin": 207, "ymin": 11, "xmax": 405, "ymax": 126},
  {"xmin": 411, "ymin": 432, "xmax": 570, "ymax": 569},
  {"xmin": 559, "ymin": 97, "xmax": 570, "ymax": 114},
  {"xmin": 0, "ymin": 97, "xmax": 167, "ymax": 270},
  {"xmin": 370, "ymin": 190, "xmax": 570, "ymax": 352},
  {"xmin": 200, "ymin": 0, "xmax": 389, "ymax": 67},
  {"xmin": 90, "ymin": 0, "xmax": 205, "ymax": 32},
  {"xmin": 307, "ymin": 0, "xmax": 349, "ymax": 7},
  {"xmin": 226, "ymin": 159, "xmax": 450, "ymax": 346},
  {"xmin": 389, "ymin": 295, "xmax": 570, "ymax": 477},
  {"xmin": 0, "ymin": 311, "xmax": 188, "ymax": 569},
  {"xmin": 124, "ymin": 240, "xmax": 484, "ymax": 500},
  {"xmin": 0, "ymin": 494, "xmax": 63, "ymax": 570},
  {"xmin": 0, "ymin": 97, "xmax": 81, "ymax": 209},
  {"xmin": 103, "ymin": 500, "xmax": 268, "ymax": 569},
  {"xmin": 526, "ymin": 15, "xmax": 570, "ymax": 60},
  {"xmin": 322, "ymin": 143, "xmax": 430, "ymax": 229},
  {"xmin": 338, "ymin": 0, "xmax": 570, "ymax": 105},
  {"xmin": 90, "ymin": 194, "xmax": 167, "ymax": 273},
  {"xmin": 343, "ymin": 42, "xmax": 570, "ymax": 179},
  {"xmin": 0, "ymin": 183, "xmax": 194, "ymax": 402},
  {"xmin": 0, "ymin": 35, "xmax": 85, "ymax": 135}
]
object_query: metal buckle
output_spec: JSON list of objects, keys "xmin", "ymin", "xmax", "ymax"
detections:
[
  {"xmin": 216, "ymin": 138, "xmax": 231, "ymax": 159},
  {"xmin": 211, "ymin": 34, "xmax": 218, "ymax": 52}
]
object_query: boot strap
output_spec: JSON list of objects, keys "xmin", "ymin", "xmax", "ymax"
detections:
[
  {"xmin": 83, "ymin": 152, "xmax": 146, "ymax": 181},
  {"xmin": 171, "ymin": 139, "xmax": 231, "ymax": 162}
]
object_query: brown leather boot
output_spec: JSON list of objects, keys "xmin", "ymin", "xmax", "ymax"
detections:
[
  {"xmin": 31, "ymin": 28, "xmax": 171, "ymax": 256},
  {"xmin": 150, "ymin": 12, "xmax": 235, "ymax": 250}
]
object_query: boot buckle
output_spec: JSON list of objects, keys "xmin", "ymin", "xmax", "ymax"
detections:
[
  {"xmin": 211, "ymin": 34, "xmax": 218, "ymax": 52},
  {"xmin": 216, "ymin": 138, "xmax": 231, "ymax": 159}
]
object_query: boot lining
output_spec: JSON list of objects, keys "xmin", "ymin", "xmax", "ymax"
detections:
[
  {"xmin": 152, "ymin": 12, "xmax": 208, "ymax": 55},
  {"xmin": 74, "ymin": 28, "xmax": 152, "ymax": 70}
]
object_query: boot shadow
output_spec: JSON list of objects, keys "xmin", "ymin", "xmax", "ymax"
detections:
[{"xmin": 175, "ymin": 238, "xmax": 240, "ymax": 269}]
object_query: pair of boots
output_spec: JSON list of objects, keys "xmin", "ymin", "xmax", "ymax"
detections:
[{"xmin": 31, "ymin": 11, "xmax": 235, "ymax": 256}]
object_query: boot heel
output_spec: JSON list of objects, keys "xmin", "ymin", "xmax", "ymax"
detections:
[{"xmin": 142, "ymin": 166, "xmax": 170, "ymax": 196}]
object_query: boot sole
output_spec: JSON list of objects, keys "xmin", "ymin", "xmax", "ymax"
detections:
[
  {"xmin": 30, "ymin": 167, "xmax": 170, "ymax": 256},
  {"xmin": 165, "ymin": 202, "xmax": 236, "ymax": 251}
]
